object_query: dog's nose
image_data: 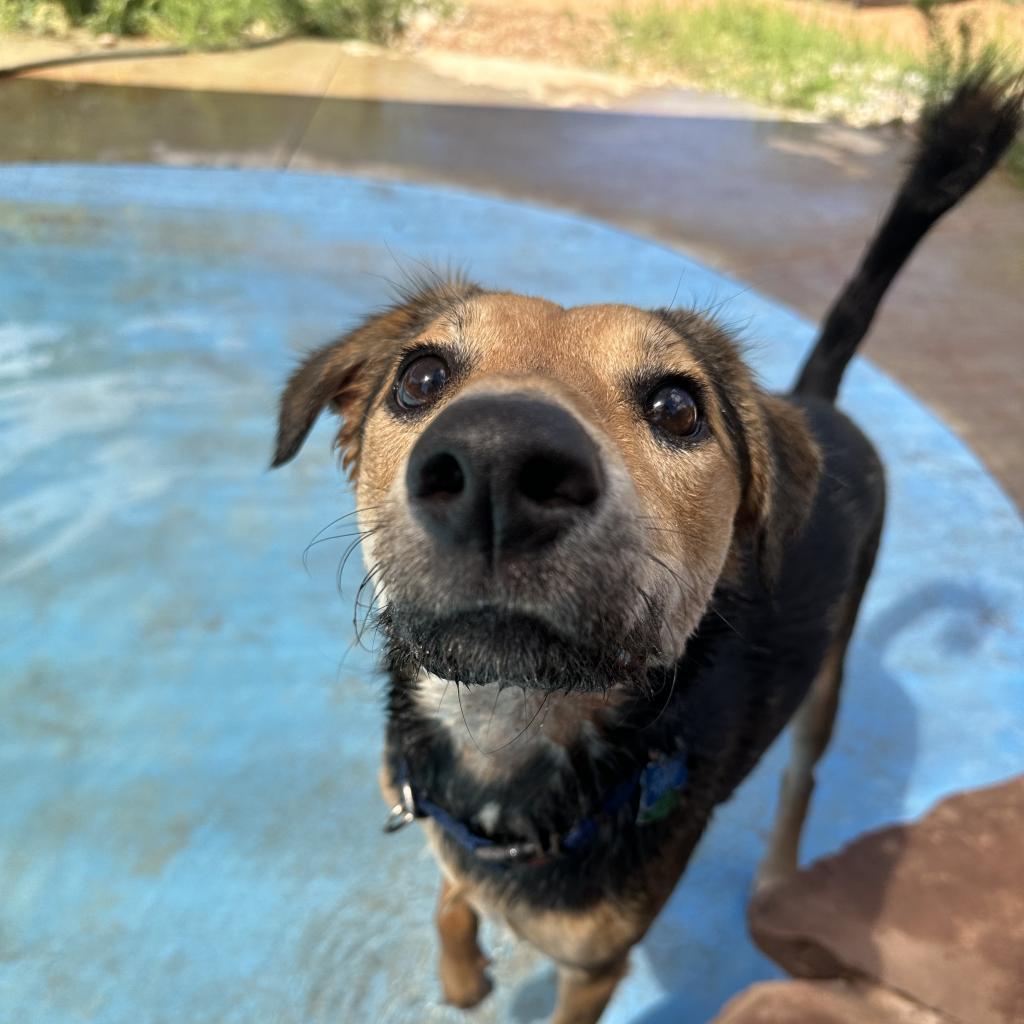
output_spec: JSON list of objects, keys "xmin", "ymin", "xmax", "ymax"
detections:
[{"xmin": 406, "ymin": 394, "xmax": 604, "ymax": 557}]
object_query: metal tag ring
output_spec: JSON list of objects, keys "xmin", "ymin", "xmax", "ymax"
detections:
[{"xmin": 383, "ymin": 779, "xmax": 417, "ymax": 833}]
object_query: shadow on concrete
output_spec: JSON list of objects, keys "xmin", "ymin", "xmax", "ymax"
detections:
[{"xmin": 510, "ymin": 967, "xmax": 559, "ymax": 1022}]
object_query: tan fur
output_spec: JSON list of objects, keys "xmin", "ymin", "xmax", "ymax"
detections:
[
  {"xmin": 436, "ymin": 878, "xmax": 493, "ymax": 1009},
  {"xmin": 551, "ymin": 960, "xmax": 631, "ymax": 1024}
]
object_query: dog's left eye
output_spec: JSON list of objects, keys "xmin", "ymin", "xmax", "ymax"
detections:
[
  {"xmin": 395, "ymin": 354, "xmax": 450, "ymax": 410},
  {"xmin": 644, "ymin": 381, "xmax": 702, "ymax": 438}
]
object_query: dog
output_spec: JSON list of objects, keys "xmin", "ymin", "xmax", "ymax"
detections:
[{"xmin": 271, "ymin": 76, "xmax": 1022, "ymax": 1024}]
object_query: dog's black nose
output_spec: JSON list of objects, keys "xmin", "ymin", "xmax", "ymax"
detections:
[{"xmin": 406, "ymin": 394, "xmax": 604, "ymax": 557}]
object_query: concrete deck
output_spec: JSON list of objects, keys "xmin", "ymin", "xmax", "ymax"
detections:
[{"xmin": 1, "ymin": 165, "xmax": 1022, "ymax": 1024}]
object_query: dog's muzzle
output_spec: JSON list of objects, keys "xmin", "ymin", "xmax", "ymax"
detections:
[{"xmin": 380, "ymin": 392, "xmax": 663, "ymax": 691}]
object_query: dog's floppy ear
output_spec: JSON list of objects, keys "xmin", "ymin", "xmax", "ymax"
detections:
[
  {"xmin": 739, "ymin": 393, "xmax": 822, "ymax": 582},
  {"xmin": 271, "ymin": 278, "xmax": 480, "ymax": 476}
]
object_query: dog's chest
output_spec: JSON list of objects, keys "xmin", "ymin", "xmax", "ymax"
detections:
[{"xmin": 412, "ymin": 672, "xmax": 616, "ymax": 785}]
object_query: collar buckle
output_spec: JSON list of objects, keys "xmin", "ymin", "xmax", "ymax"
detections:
[{"xmin": 383, "ymin": 779, "xmax": 416, "ymax": 833}]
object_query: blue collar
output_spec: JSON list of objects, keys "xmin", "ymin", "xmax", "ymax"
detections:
[{"xmin": 384, "ymin": 747, "xmax": 688, "ymax": 868}]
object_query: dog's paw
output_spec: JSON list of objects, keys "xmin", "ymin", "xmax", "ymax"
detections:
[{"xmin": 440, "ymin": 953, "xmax": 494, "ymax": 1010}]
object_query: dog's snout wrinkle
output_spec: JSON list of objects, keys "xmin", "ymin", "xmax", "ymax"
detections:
[{"xmin": 406, "ymin": 394, "xmax": 604, "ymax": 558}]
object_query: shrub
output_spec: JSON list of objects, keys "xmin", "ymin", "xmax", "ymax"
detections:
[{"xmin": 0, "ymin": 0, "xmax": 443, "ymax": 44}]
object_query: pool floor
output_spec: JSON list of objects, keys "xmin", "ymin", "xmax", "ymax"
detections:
[{"xmin": 1, "ymin": 165, "xmax": 1022, "ymax": 1024}]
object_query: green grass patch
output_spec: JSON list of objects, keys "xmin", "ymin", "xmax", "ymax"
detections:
[
  {"xmin": 0, "ymin": 0, "xmax": 446, "ymax": 45},
  {"xmin": 607, "ymin": 0, "xmax": 1023, "ymax": 178},
  {"xmin": 1006, "ymin": 139, "xmax": 1024, "ymax": 185},
  {"xmin": 607, "ymin": 0, "xmax": 927, "ymax": 123}
]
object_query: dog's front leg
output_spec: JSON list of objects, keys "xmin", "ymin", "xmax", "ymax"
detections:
[
  {"xmin": 551, "ymin": 957, "xmax": 629, "ymax": 1024},
  {"xmin": 436, "ymin": 878, "xmax": 493, "ymax": 1008}
]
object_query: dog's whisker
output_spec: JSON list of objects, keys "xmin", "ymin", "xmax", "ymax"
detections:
[
  {"xmin": 307, "ymin": 504, "xmax": 384, "ymax": 545},
  {"xmin": 352, "ymin": 572, "xmax": 379, "ymax": 630},
  {"xmin": 644, "ymin": 655, "xmax": 679, "ymax": 730},
  {"xmin": 643, "ymin": 554, "xmax": 744, "ymax": 641},
  {"xmin": 352, "ymin": 563, "xmax": 387, "ymax": 650},
  {"xmin": 481, "ymin": 690, "xmax": 552, "ymax": 755},
  {"xmin": 340, "ymin": 561, "xmax": 385, "ymax": 658},
  {"xmin": 335, "ymin": 530, "xmax": 381, "ymax": 594},
  {"xmin": 436, "ymin": 678, "xmax": 451, "ymax": 714},
  {"xmin": 639, "ymin": 548, "xmax": 711, "ymax": 612},
  {"xmin": 485, "ymin": 683, "xmax": 503, "ymax": 743},
  {"xmin": 455, "ymin": 682, "xmax": 486, "ymax": 757},
  {"xmin": 303, "ymin": 525, "xmax": 380, "ymax": 571},
  {"xmin": 710, "ymin": 606, "xmax": 742, "ymax": 638},
  {"xmin": 356, "ymin": 595, "xmax": 385, "ymax": 652},
  {"xmin": 303, "ymin": 503, "xmax": 387, "ymax": 572}
]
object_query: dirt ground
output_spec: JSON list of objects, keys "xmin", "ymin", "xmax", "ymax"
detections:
[{"xmin": 405, "ymin": 0, "xmax": 1024, "ymax": 73}]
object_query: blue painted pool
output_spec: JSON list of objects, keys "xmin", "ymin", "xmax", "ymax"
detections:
[{"xmin": 1, "ymin": 165, "xmax": 1021, "ymax": 1024}]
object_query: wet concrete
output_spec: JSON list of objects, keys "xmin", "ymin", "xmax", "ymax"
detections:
[
  {"xmin": 3, "ymin": 33, "xmax": 776, "ymax": 114},
  {"xmin": 1, "ymin": 164, "xmax": 1021, "ymax": 1024},
  {"xmin": 2, "ymin": 76, "xmax": 1021, "ymax": 507}
]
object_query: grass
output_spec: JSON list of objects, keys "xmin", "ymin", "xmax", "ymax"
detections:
[
  {"xmin": 1007, "ymin": 140, "xmax": 1024, "ymax": 181},
  {"xmin": 0, "ymin": 0, "xmax": 447, "ymax": 45},
  {"xmin": 608, "ymin": 1, "xmax": 1021, "ymax": 121},
  {"xmin": 608, "ymin": 0, "xmax": 928, "ymax": 123}
]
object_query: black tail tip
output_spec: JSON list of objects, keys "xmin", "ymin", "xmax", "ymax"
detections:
[
  {"xmin": 792, "ymin": 62, "xmax": 1021, "ymax": 405},
  {"xmin": 913, "ymin": 65, "xmax": 1024, "ymax": 207}
]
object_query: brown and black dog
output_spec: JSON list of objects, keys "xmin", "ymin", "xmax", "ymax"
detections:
[{"xmin": 272, "ymin": 78, "xmax": 1022, "ymax": 1024}]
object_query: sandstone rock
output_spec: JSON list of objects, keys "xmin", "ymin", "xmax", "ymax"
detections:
[
  {"xmin": 749, "ymin": 776, "xmax": 1024, "ymax": 1024},
  {"xmin": 712, "ymin": 979, "xmax": 946, "ymax": 1024}
]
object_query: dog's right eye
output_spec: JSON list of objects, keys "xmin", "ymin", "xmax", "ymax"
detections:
[
  {"xmin": 395, "ymin": 354, "xmax": 450, "ymax": 410},
  {"xmin": 643, "ymin": 379, "xmax": 703, "ymax": 439}
]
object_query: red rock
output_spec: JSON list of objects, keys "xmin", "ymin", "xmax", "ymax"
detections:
[
  {"xmin": 748, "ymin": 776, "xmax": 1024, "ymax": 1024},
  {"xmin": 712, "ymin": 980, "xmax": 945, "ymax": 1024}
]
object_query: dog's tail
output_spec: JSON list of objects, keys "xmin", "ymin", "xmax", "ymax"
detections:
[{"xmin": 793, "ymin": 67, "xmax": 1023, "ymax": 403}]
